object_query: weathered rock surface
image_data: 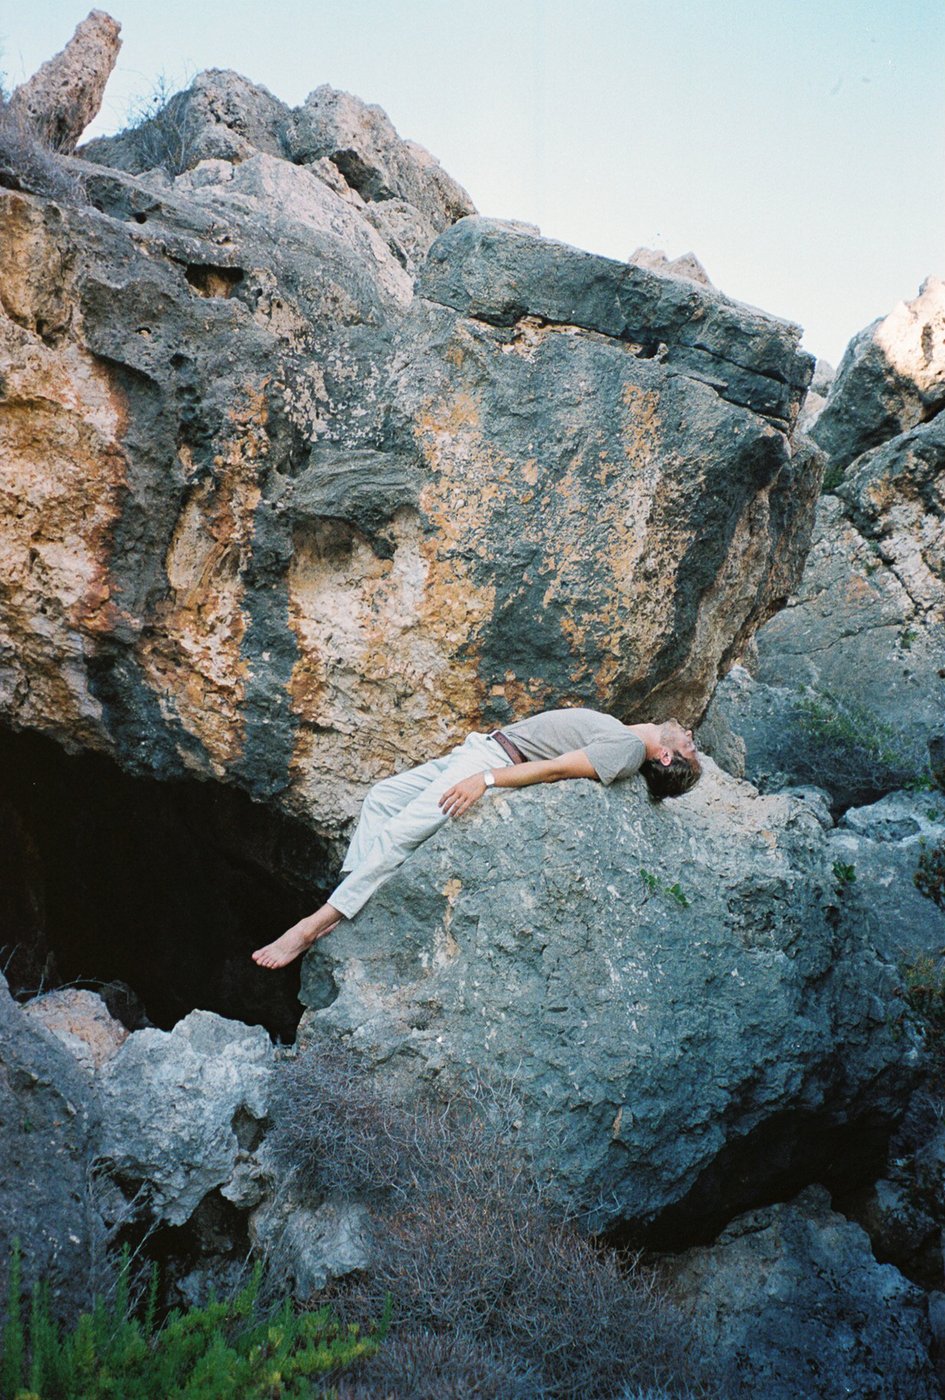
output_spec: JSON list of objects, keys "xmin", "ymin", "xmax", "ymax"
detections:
[
  {"xmin": 0, "ymin": 974, "xmax": 100, "ymax": 1322},
  {"xmin": 706, "ymin": 401, "xmax": 945, "ymax": 810},
  {"xmin": 659, "ymin": 1184, "xmax": 939, "ymax": 1399},
  {"xmin": 0, "ymin": 104, "xmax": 818, "ymax": 855},
  {"xmin": 745, "ymin": 410, "xmax": 945, "ymax": 799},
  {"xmin": 79, "ymin": 68, "xmax": 294, "ymax": 174},
  {"xmin": 95, "ymin": 1010, "xmax": 274, "ymax": 1226},
  {"xmin": 420, "ymin": 217, "xmax": 809, "ymax": 424},
  {"xmin": 811, "ymin": 277, "xmax": 945, "ymax": 474},
  {"xmin": 8, "ymin": 10, "xmax": 121, "ymax": 153},
  {"xmin": 628, "ymin": 245, "xmax": 713, "ymax": 287},
  {"xmin": 249, "ymin": 1183, "xmax": 371, "ymax": 1297},
  {"xmin": 298, "ymin": 762, "xmax": 918, "ymax": 1236},
  {"xmin": 22, "ymin": 987, "xmax": 129, "ymax": 1069},
  {"xmin": 795, "ymin": 356, "xmax": 835, "ymax": 433},
  {"xmin": 827, "ymin": 792, "xmax": 945, "ymax": 967}
]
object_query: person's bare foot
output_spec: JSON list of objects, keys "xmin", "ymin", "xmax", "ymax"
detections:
[{"xmin": 252, "ymin": 908, "xmax": 342, "ymax": 969}]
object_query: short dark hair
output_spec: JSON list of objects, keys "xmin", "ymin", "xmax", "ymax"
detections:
[{"xmin": 641, "ymin": 751, "xmax": 702, "ymax": 799}]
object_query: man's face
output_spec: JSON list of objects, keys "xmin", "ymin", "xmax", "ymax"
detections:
[{"xmin": 661, "ymin": 719, "xmax": 697, "ymax": 763}]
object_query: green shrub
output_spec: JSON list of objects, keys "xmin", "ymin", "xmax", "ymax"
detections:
[
  {"xmin": 898, "ymin": 955, "xmax": 945, "ymax": 1075},
  {"xmin": 0, "ymin": 1238, "xmax": 387, "ymax": 1398},
  {"xmin": 915, "ymin": 838, "xmax": 945, "ymax": 912},
  {"xmin": 792, "ymin": 690, "xmax": 930, "ymax": 807}
]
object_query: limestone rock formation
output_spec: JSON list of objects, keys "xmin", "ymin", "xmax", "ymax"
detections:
[
  {"xmin": 8, "ymin": 10, "xmax": 121, "ymax": 153},
  {"xmin": 0, "ymin": 92, "xmax": 818, "ymax": 855},
  {"xmin": 703, "ymin": 392, "xmax": 944, "ymax": 810},
  {"xmin": 0, "ymin": 974, "xmax": 100, "ymax": 1321},
  {"xmin": 659, "ymin": 1185, "xmax": 938, "ymax": 1399},
  {"xmin": 811, "ymin": 277, "xmax": 945, "ymax": 474},
  {"xmin": 79, "ymin": 68, "xmax": 294, "ymax": 175},
  {"xmin": 827, "ymin": 792, "xmax": 945, "ymax": 966},
  {"xmin": 22, "ymin": 987, "xmax": 129, "ymax": 1069},
  {"xmin": 629, "ymin": 245, "xmax": 713, "ymax": 287},
  {"xmin": 298, "ymin": 761, "xmax": 918, "ymax": 1236},
  {"xmin": 95, "ymin": 1010, "xmax": 274, "ymax": 1226}
]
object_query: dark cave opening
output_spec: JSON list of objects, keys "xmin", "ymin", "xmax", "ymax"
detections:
[{"xmin": 0, "ymin": 724, "xmax": 336, "ymax": 1042}]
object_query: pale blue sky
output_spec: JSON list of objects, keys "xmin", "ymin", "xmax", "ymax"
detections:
[{"xmin": 3, "ymin": 1, "xmax": 943, "ymax": 364}]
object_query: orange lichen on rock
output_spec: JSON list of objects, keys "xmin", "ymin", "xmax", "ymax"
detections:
[
  {"xmin": 0, "ymin": 289, "xmax": 131, "ymax": 744},
  {"xmin": 136, "ymin": 388, "xmax": 270, "ymax": 776}
]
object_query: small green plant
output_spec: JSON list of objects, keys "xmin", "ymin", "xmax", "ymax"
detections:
[
  {"xmin": 792, "ymin": 690, "xmax": 930, "ymax": 806},
  {"xmin": 899, "ymin": 627, "xmax": 919, "ymax": 651},
  {"xmin": 915, "ymin": 838, "xmax": 945, "ymax": 912},
  {"xmin": 898, "ymin": 955, "xmax": 945, "ymax": 1073},
  {"xmin": 639, "ymin": 869, "xmax": 691, "ymax": 908},
  {"xmin": 832, "ymin": 860, "xmax": 856, "ymax": 892},
  {"xmin": 0, "ymin": 1239, "xmax": 387, "ymax": 1398}
]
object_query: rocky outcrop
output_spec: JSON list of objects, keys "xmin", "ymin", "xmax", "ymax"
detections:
[
  {"xmin": 659, "ymin": 1185, "xmax": 939, "ymax": 1399},
  {"xmin": 703, "ymin": 398, "xmax": 944, "ymax": 810},
  {"xmin": 0, "ymin": 86, "xmax": 818, "ymax": 856},
  {"xmin": 298, "ymin": 761, "xmax": 918, "ymax": 1237},
  {"xmin": 828, "ymin": 793, "xmax": 945, "ymax": 966},
  {"xmin": 0, "ymin": 974, "xmax": 100, "ymax": 1323},
  {"xmin": 79, "ymin": 75, "xmax": 475, "ymax": 272},
  {"xmin": 628, "ymin": 246, "xmax": 713, "ymax": 287},
  {"xmin": 811, "ymin": 277, "xmax": 945, "ymax": 475},
  {"xmin": 22, "ymin": 988, "xmax": 129, "ymax": 1070},
  {"xmin": 95, "ymin": 1010, "xmax": 273, "ymax": 1226},
  {"xmin": 78, "ymin": 69, "xmax": 294, "ymax": 174},
  {"xmin": 8, "ymin": 10, "xmax": 121, "ymax": 153}
]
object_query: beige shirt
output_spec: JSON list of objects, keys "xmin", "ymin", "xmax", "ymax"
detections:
[{"xmin": 503, "ymin": 707, "xmax": 646, "ymax": 786}]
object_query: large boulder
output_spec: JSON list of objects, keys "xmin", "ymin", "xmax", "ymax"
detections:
[
  {"xmin": 8, "ymin": 10, "xmax": 121, "ymax": 153},
  {"xmin": 750, "ymin": 412, "xmax": 945, "ymax": 792},
  {"xmin": 0, "ymin": 100, "xmax": 819, "ymax": 859},
  {"xmin": 298, "ymin": 761, "xmax": 918, "ymax": 1236},
  {"xmin": 658, "ymin": 1184, "xmax": 938, "ymax": 1399},
  {"xmin": 0, "ymin": 974, "xmax": 101, "ymax": 1324},
  {"xmin": 811, "ymin": 277, "xmax": 945, "ymax": 476},
  {"xmin": 828, "ymin": 792, "xmax": 945, "ymax": 967},
  {"xmin": 21, "ymin": 988, "xmax": 129, "ymax": 1070},
  {"xmin": 79, "ymin": 68, "xmax": 295, "ymax": 174},
  {"xmin": 95, "ymin": 1010, "xmax": 274, "ymax": 1226}
]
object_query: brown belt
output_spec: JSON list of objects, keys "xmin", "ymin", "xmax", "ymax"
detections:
[{"xmin": 489, "ymin": 730, "xmax": 527, "ymax": 764}]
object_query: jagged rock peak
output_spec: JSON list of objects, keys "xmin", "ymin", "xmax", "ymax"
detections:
[
  {"xmin": 8, "ymin": 9, "xmax": 121, "ymax": 153},
  {"xmin": 812, "ymin": 275, "xmax": 945, "ymax": 473},
  {"xmin": 629, "ymin": 245, "xmax": 713, "ymax": 287}
]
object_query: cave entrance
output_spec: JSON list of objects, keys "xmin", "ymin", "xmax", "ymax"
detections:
[{"xmin": 0, "ymin": 724, "xmax": 334, "ymax": 1042}]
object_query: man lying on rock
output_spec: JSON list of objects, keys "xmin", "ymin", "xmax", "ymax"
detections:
[{"xmin": 252, "ymin": 709, "xmax": 701, "ymax": 969}]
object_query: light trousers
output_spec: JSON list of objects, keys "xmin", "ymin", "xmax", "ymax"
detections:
[{"xmin": 328, "ymin": 732, "xmax": 514, "ymax": 919}]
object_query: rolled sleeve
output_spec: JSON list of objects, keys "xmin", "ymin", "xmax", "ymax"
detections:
[{"xmin": 582, "ymin": 735, "xmax": 646, "ymax": 785}]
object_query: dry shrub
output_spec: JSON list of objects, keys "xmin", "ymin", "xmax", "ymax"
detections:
[
  {"xmin": 334, "ymin": 1328, "xmax": 540, "ymax": 1399},
  {"xmin": 0, "ymin": 90, "xmax": 88, "ymax": 205},
  {"xmin": 266, "ymin": 1038, "xmax": 715, "ymax": 1400}
]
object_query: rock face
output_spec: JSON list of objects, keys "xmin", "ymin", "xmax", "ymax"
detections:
[
  {"xmin": 8, "ymin": 10, "xmax": 122, "ymax": 153},
  {"xmin": 828, "ymin": 792, "xmax": 945, "ymax": 966},
  {"xmin": 95, "ymin": 1010, "xmax": 274, "ymax": 1226},
  {"xmin": 298, "ymin": 761, "xmax": 917, "ymax": 1236},
  {"xmin": 22, "ymin": 988, "xmax": 129, "ymax": 1069},
  {"xmin": 629, "ymin": 245, "xmax": 713, "ymax": 287},
  {"xmin": 811, "ymin": 278, "xmax": 945, "ymax": 474},
  {"xmin": 0, "ymin": 974, "xmax": 100, "ymax": 1323},
  {"xmin": 659, "ymin": 1185, "xmax": 938, "ymax": 1399},
  {"xmin": 0, "ymin": 76, "xmax": 818, "ymax": 855},
  {"xmin": 758, "ymin": 415, "xmax": 945, "ymax": 735}
]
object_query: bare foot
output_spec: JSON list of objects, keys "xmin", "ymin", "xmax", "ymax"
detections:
[{"xmin": 252, "ymin": 908, "xmax": 342, "ymax": 969}]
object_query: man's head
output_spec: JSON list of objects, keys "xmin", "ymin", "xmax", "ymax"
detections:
[{"xmin": 640, "ymin": 719, "xmax": 702, "ymax": 799}]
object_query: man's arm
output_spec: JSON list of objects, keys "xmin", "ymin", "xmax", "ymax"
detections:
[{"xmin": 439, "ymin": 749, "xmax": 598, "ymax": 818}]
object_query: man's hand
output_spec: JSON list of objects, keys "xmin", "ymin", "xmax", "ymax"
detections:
[{"xmin": 439, "ymin": 772, "xmax": 488, "ymax": 818}]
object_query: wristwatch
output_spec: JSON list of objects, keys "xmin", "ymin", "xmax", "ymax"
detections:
[{"xmin": 483, "ymin": 771, "xmax": 496, "ymax": 788}]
